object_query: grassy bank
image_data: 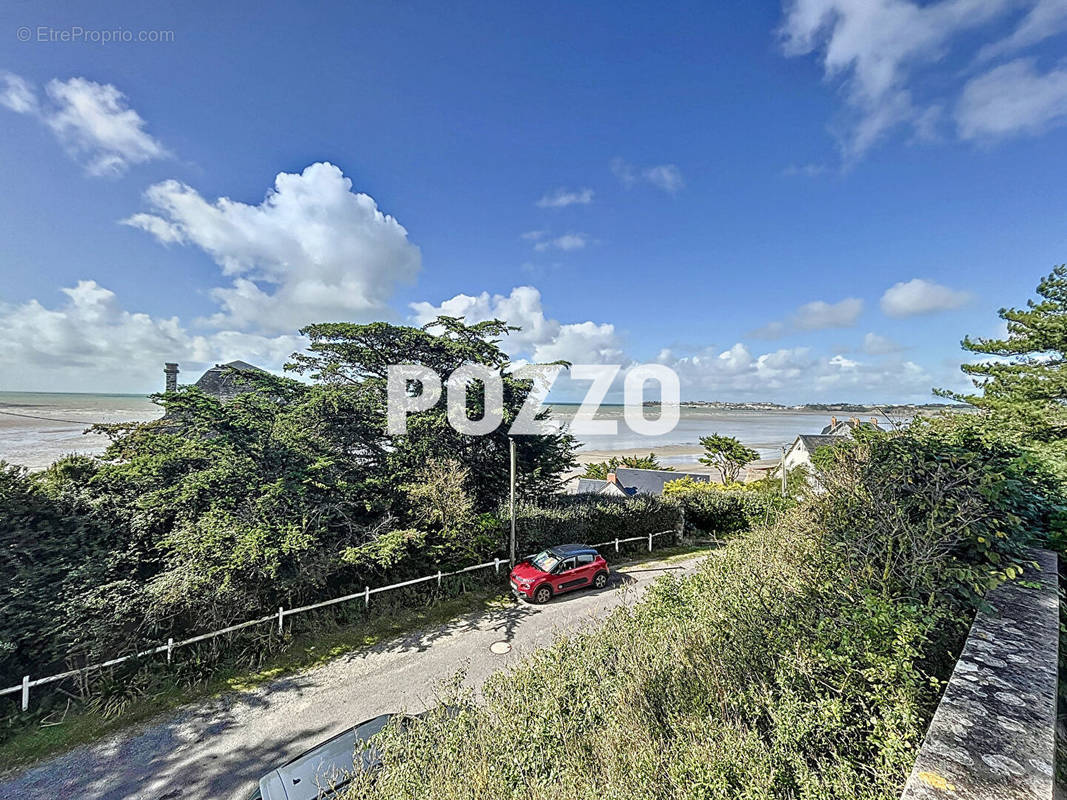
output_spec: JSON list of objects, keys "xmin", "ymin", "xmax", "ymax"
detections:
[{"xmin": 0, "ymin": 542, "xmax": 710, "ymax": 773}]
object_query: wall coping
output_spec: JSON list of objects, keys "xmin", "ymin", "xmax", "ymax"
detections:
[{"xmin": 901, "ymin": 548, "xmax": 1059, "ymax": 799}]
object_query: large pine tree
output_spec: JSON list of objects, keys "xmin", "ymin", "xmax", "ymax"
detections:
[{"xmin": 939, "ymin": 265, "xmax": 1067, "ymax": 443}]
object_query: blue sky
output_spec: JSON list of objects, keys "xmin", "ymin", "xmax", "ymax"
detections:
[{"xmin": 1, "ymin": 0, "xmax": 1065, "ymax": 402}]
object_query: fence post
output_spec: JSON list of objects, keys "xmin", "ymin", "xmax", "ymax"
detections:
[
  {"xmin": 21, "ymin": 675, "xmax": 29, "ymax": 712},
  {"xmin": 167, "ymin": 637, "xmax": 174, "ymax": 664},
  {"xmin": 677, "ymin": 508, "xmax": 686, "ymax": 544},
  {"xmin": 437, "ymin": 570, "xmax": 442, "ymax": 588},
  {"xmin": 364, "ymin": 586, "xmax": 370, "ymax": 608},
  {"xmin": 614, "ymin": 537, "xmax": 619, "ymax": 553},
  {"xmin": 648, "ymin": 532, "xmax": 653, "ymax": 552},
  {"xmin": 494, "ymin": 557, "xmax": 500, "ymax": 574}
]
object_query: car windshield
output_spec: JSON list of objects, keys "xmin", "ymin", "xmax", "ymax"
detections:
[{"xmin": 530, "ymin": 550, "xmax": 560, "ymax": 572}]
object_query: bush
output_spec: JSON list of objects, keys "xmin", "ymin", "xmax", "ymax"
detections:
[
  {"xmin": 501, "ymin": 493, "xmax": 680, "ymax": 555},
  {"xmin": 663, "ymin": 477, "xmax": 776, "ymax": 537}
]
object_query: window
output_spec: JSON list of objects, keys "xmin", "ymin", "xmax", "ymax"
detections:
[
  {"xmin": 577, "ymin": 553, "xmax": 594, "ymax": 566},
  {"xmin": 531, "ymin": 550, "xmax": 561, "ymax": 572},
  {"xmin": 557, "ymin": 557, "xmax": 577, "ymax": 573}
]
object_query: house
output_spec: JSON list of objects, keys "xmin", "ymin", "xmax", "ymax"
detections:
[
  {"xmin": 163, "ymin": 361, "xmax": 269, "ymax": 402},
  {"xmin": 782, "ymin": 416, "xmax": 882, "ymax": 474},
  {"xmin": 567, "ymin": 467, "xmax": 712, "ymax": 497}
]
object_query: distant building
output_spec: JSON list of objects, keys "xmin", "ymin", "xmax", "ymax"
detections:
[
  {"xmin": 820, "ymin": 416, "xmax": 881, "ymax": 436},
  {"xmin": 783, "ymin": 416, "xmax": 881, "ymax": 473},
  {"xmin": 566, "ymin": 467, "xmax": 712, "ymax": 497},
  {"xmin": 163, "ymin": 360, "xmax": 268, "ymax": 402}
]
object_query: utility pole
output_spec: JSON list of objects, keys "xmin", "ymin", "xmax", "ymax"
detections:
[
  {"xmin": 780, "ymin": 445, "xmax": 787, "ymax": 498},
  {"xmin": 509, "ymin": 437, "xmax": 517, "ymax": 566}
]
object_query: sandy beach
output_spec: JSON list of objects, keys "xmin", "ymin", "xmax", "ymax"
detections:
[{"xmin": 0, "ymin": 393, "xmax": 161, "ymax": 471}]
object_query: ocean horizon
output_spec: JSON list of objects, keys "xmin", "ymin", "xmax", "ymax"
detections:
[{"xmin": 0, "ymin": 390, "xmax": 885, "ymax": 472}]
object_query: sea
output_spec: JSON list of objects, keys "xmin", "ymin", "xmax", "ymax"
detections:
[{"xmin": 0, "ymin": 391, "xmax": 872, "ymax": 471}]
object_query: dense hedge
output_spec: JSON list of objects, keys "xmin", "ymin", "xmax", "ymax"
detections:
[
  {"xmin": 672, "ymin": 489, "xmax": 775, "ymax": 537},
  {"xmin": 503, "ymin": 494, "xmax": 681, "ymax": 555}
]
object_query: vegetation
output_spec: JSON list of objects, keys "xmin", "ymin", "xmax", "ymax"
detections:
[
  {"xmin": 937, "ymin": 264, "xmax": 1067, "ymax": 475},
  {"xmin": 338, "ymin": 266, "xmax": 1067, "ymax": 800},
  {"xmin": 345, "ymin": 418, "xmax": 1062, "ymax": 800},
  {"xmin": 581, "ymin": 452, "xmax": 671, "ymax": 478},
  {"xmin": 0, "ymin": 317, "xmax": 581, "ymax": 725},
  {"xmin": 698, "ymin": 433, "xmax": 759, "ymax": 483}
]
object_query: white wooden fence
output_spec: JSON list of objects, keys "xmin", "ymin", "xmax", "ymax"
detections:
[{"xmin": 0, "ymin": 530, "xmax": 677, "ymax": 712}]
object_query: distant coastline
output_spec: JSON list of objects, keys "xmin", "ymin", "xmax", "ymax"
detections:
[{"xmin": 640, "ymin": 400, "xmax": 966, "ymax": 413}]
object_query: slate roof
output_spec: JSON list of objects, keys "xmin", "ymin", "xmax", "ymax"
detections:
[
  {"xmin": 797, "ymin": 434, "xmax": 847, "ymax": 452},
  {"xmin": 194, "ymin": 360, "xmax": 268, "ymax": 402},
  {"xmin": 613, "ymin": 467, "xmax": 711, "ymax": 496},
  {"xmin": 820, "ymin": 419, "xmax": 880, "ymax": 435},
  {"xmin": 574, "ymin": 478, "xmax": 610, "ymax": 493}
]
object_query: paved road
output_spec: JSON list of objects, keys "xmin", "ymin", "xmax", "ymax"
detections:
[{"xmin": 0, "ymin": 552, "xmax": 707, "ymax": 800}]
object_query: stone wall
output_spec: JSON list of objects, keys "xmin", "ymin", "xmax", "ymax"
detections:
[{"xmin": 901, "ymin": 548, "xmax": 1059, "ymax": 799}]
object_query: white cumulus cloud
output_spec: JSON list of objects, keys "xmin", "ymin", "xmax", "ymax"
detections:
[
  {"xmin": 410, "ymin": 286, "xmax": 624, "ymax": 365},
  {"xmin": 880, "ymin": 278, "xmax": 971, "ymax": 317},
  {"xmin": 0, "ymin": 281, "xmax": 304, "ymax": 393},
  {"xmin": 0, "ymin": 73, "xmax": 169, "ymax": 176},
  {"xmin": 123, "ymin": 162, "xmax": 422, "ymax": 334}
]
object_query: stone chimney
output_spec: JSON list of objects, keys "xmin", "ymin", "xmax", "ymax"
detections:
[
  {"xmin": 606, "ymin": 472, "xmax": 617, "ymax": 485},
  {"xmin": 830, "ymin": 416, "xmax": 838, "ymax": 429},
  {"xmin": 164, "ymin": 362, "xmax": 180, "ymax": 392},
  {"xmin": 870, "ymin": 416, "xmax": 879, "ymax": 428}
]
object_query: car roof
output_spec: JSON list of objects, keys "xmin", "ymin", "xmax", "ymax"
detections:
[
  {"xmin": 258, "ymin": 714, "xmax": 394, "ymax": 800},
  {"xmin": 548, "ymin": 543, "xmax": 597, "ymax": 557}
]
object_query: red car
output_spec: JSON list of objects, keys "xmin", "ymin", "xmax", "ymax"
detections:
[{"xmin": 509, "ymin": 543, "xmax": 609, "ymax": 604}]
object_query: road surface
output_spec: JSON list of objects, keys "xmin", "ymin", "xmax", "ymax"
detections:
[{"xmin": 0, "ymin": 551, "xmax": 707, "ymax": 800}]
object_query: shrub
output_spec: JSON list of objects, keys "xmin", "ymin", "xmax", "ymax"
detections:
[
  {"xmin": 663, "ymin": 477, "xmax": 775, "ymax": 537},
  {"xmin": 501, "ymin": 493, "xmax": 680, "ymax": 555}
]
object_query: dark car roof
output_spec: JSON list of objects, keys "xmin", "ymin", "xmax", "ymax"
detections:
[{"xmin": 548, "ymin": 543, "xmax": 597, "ymax": 557}]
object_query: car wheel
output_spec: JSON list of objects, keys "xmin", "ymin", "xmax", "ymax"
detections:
[
  {"xmin": 534, "ymin": 585, "xmax": 553, "ymax": 604},
  {"xmin": 593, "ymin": 571, "xmax": 608, "ymax": 589}
]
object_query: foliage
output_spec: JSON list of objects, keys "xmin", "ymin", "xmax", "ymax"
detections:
[
  {"xmin": 0, "ymin": 317, "xmax": 579, "ymax": 696},
  {"xmin": 581, "ymin": 452, "xmax": 671, "ymax": 479},
  {"xmin": 344, "ymin": 415, "xmax": 1059, "ymax": 800},
  {"xmin": 937, "ymin": 265, "xmax": 1067, "ymax": 451},
  {"xmin": 663, "ymin": 476, "xmax": 777, "ymax": 536},
  {"xmin": 698, "ymin": 433, "xmax": 760, "ymax": 484},
  {"xmin": 502, "ymin": 493, "xmax": 680, "ymax": 555}
]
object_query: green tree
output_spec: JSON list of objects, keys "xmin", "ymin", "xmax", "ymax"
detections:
[
  {"xmin": 581, "ymin": 453, "xmax": 669, "ymax": 479},
  {"xmin": 938, "ymin": 265, "xmax": 1067, "ymax": 450},
  {"xmin": 698, "ymin": 434, "xmax": 759, "ymax": 484}
]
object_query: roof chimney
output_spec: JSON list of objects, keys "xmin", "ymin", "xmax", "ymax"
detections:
[
  {"xmin": 606, "ymin": 472, "xmax": 617, "ymax": 485},
  {"xmin": 830, "ymin": 416, "xmax": 837, "ymax": 428},
  {"xmin": 164, "ymin": 362, "xmax": 179, "ymax": 392},
  {"xmin": 870, "ymin": 416, "xmax": 879, "ymax": 428}
]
